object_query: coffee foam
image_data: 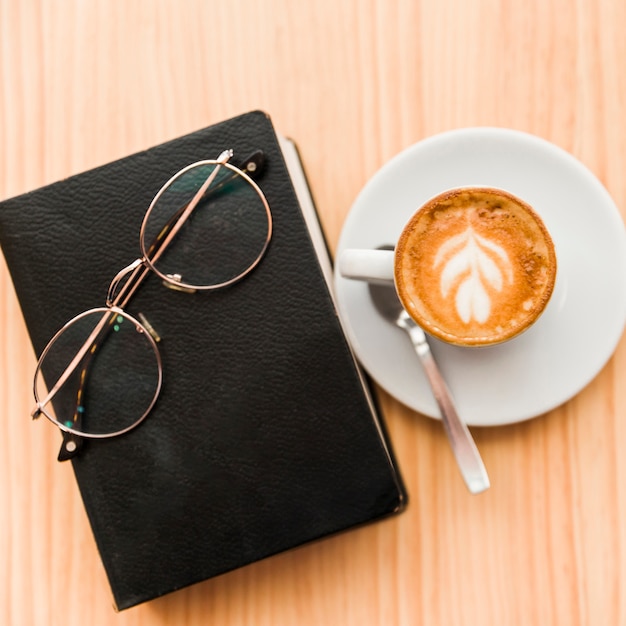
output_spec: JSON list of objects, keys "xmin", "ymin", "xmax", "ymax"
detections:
[{"xmin": 395, "ymin": 188, "xmax": 556, "ymax": 346}]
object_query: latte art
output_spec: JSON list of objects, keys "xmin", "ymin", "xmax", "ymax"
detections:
[
  {"xmin": 435, "ymin": 226, "xmax": 513, "ymax": 324},
  {"xmin": 395, "ymin": 188, "xmax": 557, "ymax": 346}
]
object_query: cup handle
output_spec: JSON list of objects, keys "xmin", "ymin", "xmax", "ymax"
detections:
[{"xmin": 338, "ymin": 249, "xmax": 395, "ymax": 283}]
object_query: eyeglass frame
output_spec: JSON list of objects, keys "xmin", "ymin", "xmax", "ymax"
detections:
[{"xmin": 31, "ymin": 149, "xmax": 272, "ymax": 460}]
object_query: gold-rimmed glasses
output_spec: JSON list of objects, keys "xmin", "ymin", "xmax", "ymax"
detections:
[{"xmin": 31, "ymin": 149, "xmax": 272, "ymax": 460}]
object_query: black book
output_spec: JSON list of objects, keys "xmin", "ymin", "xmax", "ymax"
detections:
[{"xmin": 0, "ymin": 111, "xmax": 406, "ymax": 610}]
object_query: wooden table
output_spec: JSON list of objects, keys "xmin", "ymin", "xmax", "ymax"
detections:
[{"xmin": 1, "ymin": 1, "xmax": 625, "ymax": 624}]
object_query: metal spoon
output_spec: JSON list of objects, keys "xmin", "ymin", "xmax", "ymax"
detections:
[{"xmin": 369, "ymin": 276, "xmax": 490, "ymax": 494}]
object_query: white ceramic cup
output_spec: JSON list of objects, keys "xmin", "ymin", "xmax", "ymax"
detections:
[{"xmin": 338, "ymin": 186, "xmax": 557, "ymax": 347}]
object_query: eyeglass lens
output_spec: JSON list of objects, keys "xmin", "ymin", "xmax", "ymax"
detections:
[
  {"xmin": 34, "ymin": 308, "xmax": 161, "ymax": 437},
  {"xmin": 141, "ymin": 161, "xmax": 272, "ymax": 290}
]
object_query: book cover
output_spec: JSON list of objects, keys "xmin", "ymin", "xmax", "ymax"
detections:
[{"xmin": 0, "ymin": 110, "xmax": 405, "ymax": 610}]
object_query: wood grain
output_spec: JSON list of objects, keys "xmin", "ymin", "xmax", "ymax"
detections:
[{"xmin": 1, "ymin": 0, "xmax": 625, "ymax": 624}]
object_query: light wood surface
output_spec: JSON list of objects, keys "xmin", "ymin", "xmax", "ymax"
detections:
[{"xmin": 2, "ymin": 1, "xmax": 626, "ymax": 624}]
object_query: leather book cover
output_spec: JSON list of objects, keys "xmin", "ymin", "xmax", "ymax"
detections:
[{"xmin": 0, "ymin": 111, "xmax": 406, "ymax": 610}]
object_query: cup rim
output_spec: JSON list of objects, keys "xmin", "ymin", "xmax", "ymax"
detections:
[{"xmin": 394, "ymin": 186, "xmax": 558, "ymax": 347}]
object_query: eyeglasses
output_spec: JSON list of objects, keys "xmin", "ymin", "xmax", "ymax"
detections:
[{"xmin": 31, "ymin": 149, "xmax": 272, "ymax": 461}]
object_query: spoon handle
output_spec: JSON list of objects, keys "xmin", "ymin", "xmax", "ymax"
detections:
[{"xmin": 399, "ymin": 312, "xmax": 490, "ymax": 494}]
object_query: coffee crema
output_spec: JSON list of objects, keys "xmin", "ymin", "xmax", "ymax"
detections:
[{"xmin": 395, "ymin": 187, "xmax": 557, "ymax": 346}]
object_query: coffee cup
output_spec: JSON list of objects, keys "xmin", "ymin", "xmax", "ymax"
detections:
[{"xmin": 338, "ymin": 187, "xmax": 557, "ymax": 347}]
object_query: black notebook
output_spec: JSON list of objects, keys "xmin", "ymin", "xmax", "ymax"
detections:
[{"xmin": 0, "ymin": 111, "xmax": 406, "ymax": 610}]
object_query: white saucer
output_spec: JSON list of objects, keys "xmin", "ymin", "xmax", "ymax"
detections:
[{"xmin": 333, "ymin": 128, "xmax": 626, "ymax": 426}]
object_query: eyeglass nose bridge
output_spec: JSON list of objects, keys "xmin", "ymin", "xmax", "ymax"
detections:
[{"xmin": 106, "ymin": 258, "xmax": 145, "ymax": 308}]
